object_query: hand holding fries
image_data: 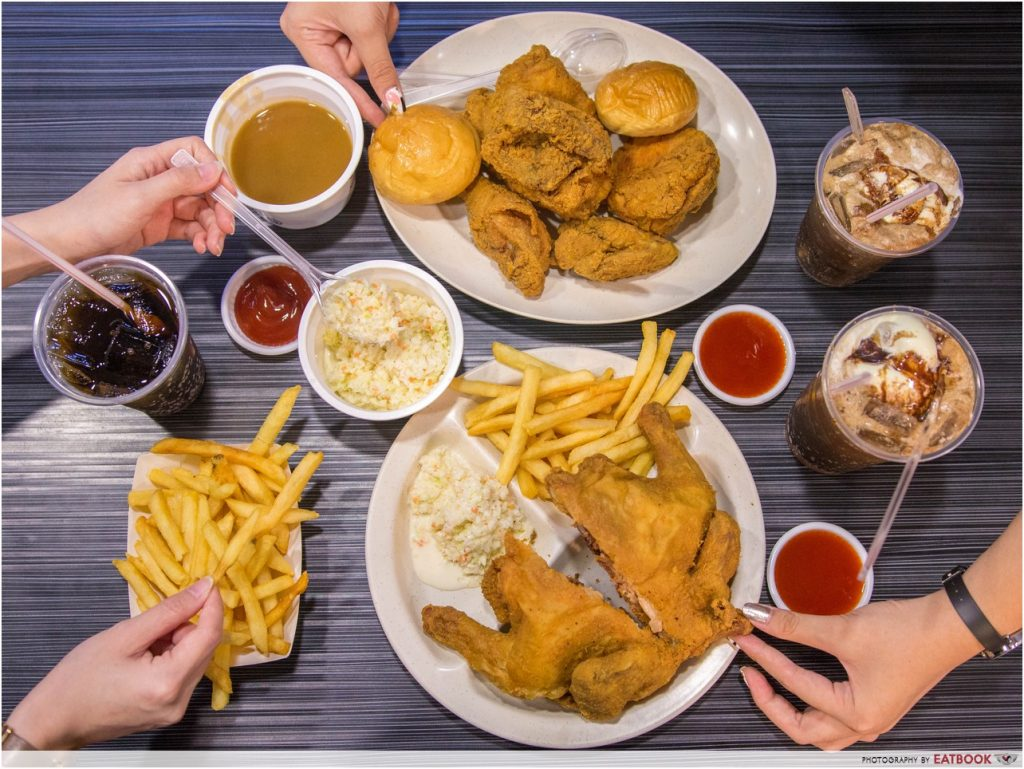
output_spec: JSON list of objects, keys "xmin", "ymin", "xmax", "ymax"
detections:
[
  {"xmin": 452, "ymin": 323, "xmax": 695, "ymax": 499},
  {"xmin": 115, "ymin": 386, "xmax": 318, "ymax": 711}
]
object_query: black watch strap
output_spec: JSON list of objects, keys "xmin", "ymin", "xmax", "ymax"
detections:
[{"xmin": 943, "ymin": 565, "xmax": 1022, "ymax": 659}]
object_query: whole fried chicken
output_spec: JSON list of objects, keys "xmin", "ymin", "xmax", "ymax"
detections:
[
  {"xmin": 495, "ymin": 44, "xmax": 597, "ymax": 116},
  {"xmin": 608, "ymin": 127, "xmax": 720, "ymax": 235},
  {"xmin": 478, "ymin": 86, "xmax": 612, "ymax": 220},
  {"xmin": 422, "ymin": 534, "xmax": 685, "ymax": 721},
  {"xmin": 554, "ymin": 216, "xmax": 679, "ymax": 281},
  {"xmin": 464, "ymin": 177, "xmax": 552, "ymax": 298},
  {"xmin": 546, "ymin": 403, "xmax": 749, "ymax": 656}
]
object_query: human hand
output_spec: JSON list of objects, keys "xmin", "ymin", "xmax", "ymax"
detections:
[
  {"xmin": 6, "ymin": 576, "xmax": 223, "ymax": 750},
  {"xmin": 280, "ymin": 2, "xmax": 400, "ymax": 126},
  {"xmin": 734, "ymin": 594, "xmax": 981, "ymax": 751}
]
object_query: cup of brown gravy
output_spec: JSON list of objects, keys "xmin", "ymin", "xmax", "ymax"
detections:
[
  {"xmin": 205, "ymin": 65, "xmax": 364, "ymax": 229},
  {"xmin": 32, "ymin": 256, "xmax": 205, "ymax": 415}
]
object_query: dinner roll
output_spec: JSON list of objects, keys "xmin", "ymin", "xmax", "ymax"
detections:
[
  {"xmin": 596, "ymin": 61, "xmax": 699, "ymax": 137},
  {"xmin": 369, "ymin": 105, "xmax": 481, "ymax": 205}
]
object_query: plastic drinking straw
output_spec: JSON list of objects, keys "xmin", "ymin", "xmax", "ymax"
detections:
[
  {"xmin": 857, "ymin": 392, "xmax": 944, "ymax": 582},
  {"xmin": 830, "ymin": 371, "xmax": 871, "ymax": 395},
  {"xmin": 842, "ymin": 87, "xmax": 864, "ymax": 142},
  {"xmin": 866, "ymin": 182, "xmax": 940, "ymax": 224}
]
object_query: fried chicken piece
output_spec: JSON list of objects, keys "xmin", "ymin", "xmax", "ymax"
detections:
[
  {"xmin": 464, "ymin": 177, "xmax": 551, "ymax": 298},
  {"xmin": 495, "ymin": 44, "xmax": 597, "ymax": 116},
  {"xmin": 547, "ymin": 403, "xmax": 750, "ymax": 656},
  {"xmin": 464, "ymin": 88, "xmax": 496, "ymax": 138},
  {"xmin": 608, "ymin": 127, "xmax": 720, "ymax": 235},
  {"xmin": 553, "ymin": 216, "xmax": 678, "ymax": 281},
  {"xmin": 422, "ymin": 534, "xmax": 685, "ymax": 721},
  {"xmin": 479, "ymin": 86, "xmax": 612, "ymax": 220}
]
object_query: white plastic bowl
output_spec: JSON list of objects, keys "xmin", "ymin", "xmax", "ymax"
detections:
[
  {"xmin": 297, "ymin": 260, "xmax": 464, "ymax": 421},
  {"xmin": 221, "ymin": 256, "xmax": 307, "ymax": 356},
  {"xmin": 767, "ymin": 521, "xmax": 874, "ymax": 613},
  {"xmin": 692, "ymin": 303, "xmax": 796, "ymax": 406},
  {"xmin": 204, "ymin": 64, "xmax": 364, "ymax": 230}
]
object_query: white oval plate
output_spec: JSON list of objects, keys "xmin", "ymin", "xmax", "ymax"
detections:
[
  {"xmin": 378, "ymin": 11, "xmax": 776, "ymax": 324},
  {"xmin": 365, "ymin": 347, "xmax": 765, "ymax": 747}
]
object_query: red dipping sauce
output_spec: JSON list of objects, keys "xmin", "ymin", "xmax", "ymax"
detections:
[
  {"xmin": 698, "ymin": 311, "xmax": 787, "ymax": 398},
  {"xmin": 234, "ymin": 265, "xmax": 312, "ymax": 347},
  {"xmin": 774, "ymin": 529, "xmax": 865, "ymax": 615}
]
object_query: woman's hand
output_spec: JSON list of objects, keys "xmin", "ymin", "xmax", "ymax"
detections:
[
  {"xmin": 280, "ymin": 2, "xmax": 400, "ymax": 126},
  {"xmin": 5, "ymin": 577, "xmax": 223, "ymax": 750},
  {"xmin": 3, "ymin": 136, "xmax": 235, "ymax": 287},
  {"xmin": 735, "ymin": 593, "xmax": 982, "ymax": 751}
]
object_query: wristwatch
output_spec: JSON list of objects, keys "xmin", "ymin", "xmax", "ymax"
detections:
[
  {"xmin": 1, "ymin": 722, "xmax": 37, "ymax": 752},
  {"xmin": 942, "ymin": 565, "xmax": 1023, "ymax": 659}
]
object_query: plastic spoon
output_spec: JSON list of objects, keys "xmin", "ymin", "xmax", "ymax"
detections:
[
  {"xmin": 170, "ymin": 150, "xmax": 396, "ymax": 345},
  {"xmin": 2, "ymin": 218, "xmax": 167, "ymax": 336},
  {"xmin": 399, "ymin": 27, "xmax": 627, "ymax": 107},
  {"xmin": 842, "ymin": 87, "xmax": 864, "ymax": 142},
  {"xmin": 857, "ymin": 392, "xmax": 944, "ymax": 582}
]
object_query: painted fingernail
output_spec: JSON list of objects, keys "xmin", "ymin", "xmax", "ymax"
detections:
[
  {"xmin": 742, "ymin": 602, "xmax": 772, "ymax": 624},
  {"xmin": 382, "ymin": 86, "xmax": 405, "ymax": 114},
  {"xmin": 188, "ymin": 576, "xmax": 213, "ymax": 599}
]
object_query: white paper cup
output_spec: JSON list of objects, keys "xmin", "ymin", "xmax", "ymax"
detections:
[{"xmin": 205, "ymin": 64, "xmax": 364, "ymax": 230}]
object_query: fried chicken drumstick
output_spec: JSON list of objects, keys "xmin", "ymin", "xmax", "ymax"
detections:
[{"xmin": 422, "ymin": 534, "xmax": 684, "ymax": 721}]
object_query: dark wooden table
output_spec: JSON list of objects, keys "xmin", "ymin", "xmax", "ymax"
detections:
[{"xmin": 2, "ymin": 1, "xmax": 1020, "ymax": 752}]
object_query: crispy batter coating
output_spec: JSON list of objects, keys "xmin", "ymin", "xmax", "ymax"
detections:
[
  {"xmin": 422, "ymin": 534, "xmax": 685, "ymax": 721},
  {"xmin": 495, "ymin": 44, "xmax": 597, "ymax": 116},
  {"xmin": 479, "ymin": 86, "xmax": 612, "ymax": 220},
  {"xmin": 553, "ymin": 216, "xmax": 678, "ymax": 281},
  {"xmin": 547, "ymin": 403, "xmax": 750, "ymax": 657},
  {"xmin": 464, "ymin": 177, "xmax": 552, "ymax": 298},
  {"xmin": 608, "ymin": 127, "xmax": 720, "ymax": 235}
]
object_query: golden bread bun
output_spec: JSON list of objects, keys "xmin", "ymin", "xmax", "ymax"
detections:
[
  {"xmin": 369, "ymin": 105, "xmax": 481, "ymax": 205},
  {"xmin": 596, "ymin": 62, "xmax": 699, "ymax": 137}
]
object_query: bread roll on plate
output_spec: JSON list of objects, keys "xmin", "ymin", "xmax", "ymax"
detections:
[
  {"xmin": 596, "ymin": 61, "xmax": 699, "ymax": 138},
  {"xmin": 369, "ymin": 105, "xmax": 481, "ymax": 205}
]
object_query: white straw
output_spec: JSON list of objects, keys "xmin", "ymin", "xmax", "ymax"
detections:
[{"xmin": 865, "ymin": 182, "xmax": 940, "ymax": 224}]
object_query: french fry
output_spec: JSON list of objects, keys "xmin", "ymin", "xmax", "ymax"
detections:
[
  {"xmin": 165, "ymin": 491, "xmax": 183, "ymax": 528},
  {"xmin": 227, "ymin": 564, "xmax": 268, "ymax": 655},
  {"xmin": 149, "ymin": 468, "xmax": 186, "ymax": 491},
  {"xmin": 492, "ymin": 341, "xmax": 568, "ymax": 377},
  {"xmin": 256, "ymin": 451, "xmax": 323, "ymax": 534},
  {"xmin": 126, "ymin": 554, "xmax": 157, "ymax": 587},
  {"xmin": 464, "ymin": 370, "xmax": 595, "ymax": 427},
  {"xmin": 245, "ymin": 535, "xmax": 276, "ymax": 581},
  {"xmin": 199, "ymin": 459, "xmax": 214, "ymax": 478},
  {"xmin": 203, "ymin": 521, "xmax": 228, "ymax": 561},
  {"xmin": 466, "ymin": 413, "xmax": 515, "ymax": 436},
  {"xmin": 113, "ymin": 559, "xmax": 159, "ymax": 610},
  {"xmin": 667, "ymin": 405, "xmax": 692, "ymax": 425},
  {"xmin": 171, "ymin": 467, "xmax": 236, "ymax": 499},
  {"xmin": 266, "ymin": 549, "xmax": 294, "ymax": 576},
  {"xmin": 205, "ymin": 661, "xmax": 233, "ymax": 694},
  {"xmin": 150, "ymin": 439, "xmax": 286, "ymax": 485},
  {"xmin": 525, "ymin": 390, "xmax": 623, "ymax": 436},
  {"xmin": 568, "ymin": 423, "xmax": 643, "ymax": 467},
  {"xmin": 248, "ymin": 385, "xmax": 301, "ymax": 458},
  {"xmin": 619, "ymin": 328, "xmax": 677, "ymax": 427},
  {"xmin": 613, "ymin": 320, "xmax": 658, "ymax": 420},
  {"xmin": 217, "ymin": 512, "xmax": 234, "ymax": 539},
  {"xmin": 264, "ymin": 571, "xmax": 309, "ymax": 627},
  {"xmin": 232, "ymin": 464, "xmax": 274, "ymax": 505},
  {"xmin": 269, "ymin": 442, "xmax": 299, "ymax": 467},
  {"xmin": 552, "ymin": 417, "xmax": 618, "ymax": 435},
  {"xmin": 181, "ymin": 491, "xmax": 199, "ymax": 575},
  {"xmin": 517, "ymin": 467, "xmax": 537, "ymax": 499},
  {"xmin": 191, "ymin": 496, "xmax": 211, "ymax": 580},
  {"xmin": 272, "ymin": 524, "xmax": 290, "ymax": 554},
  {"xmin": 213, "ymin": 509, "xmax": 260, "ymax": 582},
  {"xmin": 449, "ymin": 377, "xmax": 519, "ymax": 398},
  {"xmin": 496, "ymin": 365, "xmax": 540, "ymax": 485},
  {"xmin": 135, "ymin": 541, "xmax": 180, "ymax": 597},
  {"xmin": 652, "ymin": 351, "xmax": 695, "ymax": 406},
  {"xmin": 149, "ymin": 490, "xmax": 187, "ymax": 562},
  {"xmin": 218, "ymin": 586, "xmax": 240, "ymax": 609},
  {"xmin": 128, "ymin": 489, "xmax": 153, "ymax": 511},
  {"xmin": 485, "ymin": 431, "xmax": 551, "ymax": 483},
  {"xmin": 135, "ymin": 519, "xmax": 188, "ymax": 585},
  {"xmin": 601, "ymin": 435, "xmax": 649, "ymax": 465},
  {"xmin": 254, "ymin": 573, "xmax": 295, "ymax": 601},
  {"xmin": 629, "ymin": 451, "xmax": 656, "ymax": 477},
  {"xmin": 522, "ymin": 428, "xmax": 609, "ymax": 461}
]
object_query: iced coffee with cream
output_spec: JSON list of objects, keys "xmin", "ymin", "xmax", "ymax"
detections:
[
  {"xmin": 796, "ymin": 120, "xmax": 963, "ymax": 286},
  {"xmin": 786, "ymin": 306, "xmax": 982, "ymax": 474}
]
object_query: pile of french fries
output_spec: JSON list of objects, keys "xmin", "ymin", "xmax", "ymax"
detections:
[
  {"xmin": 450, "ymin": 321, "xmax": 694, "ymax": 498},
  {"xmin": 113, "ymin": 386, "xmax": 320, "ymax": 710}
]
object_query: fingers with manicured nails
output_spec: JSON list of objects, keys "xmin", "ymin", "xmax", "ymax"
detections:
[
  {"xmin": 742, "ymin": 603, "xmax": 844, "ymax": 655},
  {"xmin": 734, "ymin": 632, "xmax": 849, "ymax": 716},
  {"xmin": 166, "ymin": 586, "xmax": 222, "ymax": 674},
  {"xmin": 352, "ymin": 29, "xmax": 399, "ymax": 105},
  {"xmin": 740, "ymin": 666, "xmax": 858, "ymax": 750},
  {"xmin": 121, "ymin": 577, "xmax": 215, "ymax": 652},
  {"xmin": 136, "ymin": 163, "xmax": 221, "ymax": 213}
]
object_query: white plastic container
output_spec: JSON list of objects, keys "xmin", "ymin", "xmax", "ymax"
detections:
[
  {"xmin": 204, "ymin": 64, "xmax": 364, "ymax": 230},
  {"xmin": 298, "ymin": 260, "xmax": 464, "ymax": 421}
]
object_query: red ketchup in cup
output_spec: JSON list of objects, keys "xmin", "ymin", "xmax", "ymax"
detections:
[{"xmin": 234, "ymin": 265, "xmax": 312, "ymax": 347}]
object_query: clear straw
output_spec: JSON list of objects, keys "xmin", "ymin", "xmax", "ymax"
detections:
[
  {"xmin": 857, "ymin": 393, "xmax": 943, "ymax": 581},
  {"xmin": 865, "ymin": 182, "xmax": 940, "ymax": 224},
  {"xmin": 842, "ymin": 87, "xmax": 864, "ymax": 143},
  {"xmin": 830, "ymin": 371, "xmax": 871, "ymax": 395}
]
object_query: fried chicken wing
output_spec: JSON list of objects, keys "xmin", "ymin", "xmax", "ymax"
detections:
[
  {"xmin": 608, "ymin": 127, "xmax": 720, "ymax": 235},
  {"xmin": 546, "ymin": 403, "xmax": 749, "ymax": 655},
  {"xmin": 479, "ymin": 86, "xmax": 612, "ymax": 221},
  {"xmin": 495, "ymin": 44, "xmax": 597, "ymax": 116},
  {"xmin": 553, "ymin": 216, "xmax": 678, "ymax": 281},
  {"xmin": 422, "ymin": 534, "xmax": 684, "ymax": 721},
  {"xmin": 464, "ymin": 177, "xmax": 552, "ymax": 298}
]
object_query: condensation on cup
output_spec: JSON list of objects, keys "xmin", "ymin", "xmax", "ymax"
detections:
[
  {"xmin": 796, "ymin": 120, "xmax": 963, "ymax": 287},
  {"xmin": 32, "ymin": 255, "xmax": 205, "ymax": 416},
  {"xmin": 786, "ymin": 305, "xmax": 983, "ymax": 474}
]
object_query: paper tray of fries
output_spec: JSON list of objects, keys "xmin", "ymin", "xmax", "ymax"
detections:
[{"xmin": 127, "ymin": 450, "xmax": 302, "ymax": 667}]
